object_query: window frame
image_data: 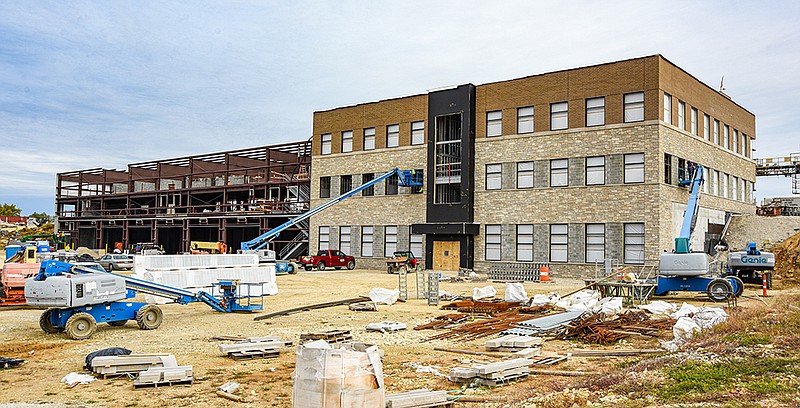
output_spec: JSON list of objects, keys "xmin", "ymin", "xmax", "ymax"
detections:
[
  {"xmin": 321, "ymin": 133, "xmax": 332, "ymax": 155},
  {"xmin": 585, "ymin": 223, "xmax": 605, "ymax": 263},
  {"xmin": 677, "ymin": 100, "xmax": 685, "ymax": 130},
  {"xmin": 361, "ymin": 226, "xmax": 374, "ymax": 257},
  {"xmin": 486, "ymin": 110, "xmax": 502, "ymax": 137},
  {"xmin": 485, "ymin": 164, "xmax": 502, "ymax": 190},
  {"xmin": 341, "ymin": 130, "xmax": 353, "ymax": 153},
  {"xmin": 517, "ymin": 106, "xmax": 534, "ymax": 134},
  {"xmin": 585, "ymin": 97, "xmax": 605, "ymax": 127},
  {"xmin": 385, "ymin": 174, "xmax": 399, "ymax": 195},
  {"xmin": 623, "ymin": 92, "xmax": 645, "ymax": 123},
  {"xmin": 690, "ymin": 107, "xmax": 698, "ymax": 135},
  {"xmin": 623, "ymin": 223, "xmax": 645, "ymax": 264},
  {"xmin": 550, "ymin": 158, "xmax": 569, "ymax": 187},
  {"xmin": 516, "ymin": 224, "xmax": 534, "ymax": 262},
  {"xmin": 384, "ymin": 225, "xmax": 398, "ymax": 257},
  {"xmin": 364, "ymin": 127, "xmax": 376, "ymax": 150},
  {"xmin": 549, "ymin": 224, "xmax": 568, "ymax": 263},
  {"xmin": 361, "ymin": 173, "xmax": 374, "ymax": 196},
  {"xmin": 703, "ymin": 114, "xmax": 710, "ymax": 140},
  {"xmin": 340, "ymin": 175, "xmax": 352, "ymax": 194},
  {"xmin": 386, "ymin": 124, "xmax": 399, "ymax": 148},
  {"xmin": 410, "ymin": 228, "xmax": 423, "ymax": 258},
  {"xmin": 623, "ymin": 153, "xmax": 645, "ymax": 184},
  {"xmin": 585, "ymin": 156, "xmax": 605, "ymax": 186},
  {"xmin": 319, "ymin": 226, "xmax": 330, "ymax": 251},
  {"xmin": 485, "ymin": 224, "xmax": 502, "ymax": 261},
  {"xmin": 550, "ymin": 101, "xmax": 568, "ymax": 130},
  {"xmin": 663, "ymin": 93, "xmax": 672, "ymax": 124},
  {"xmin": 516, "ymin": 161, "xmax": 534, "ymax": 189},
  {"xmin": 339, "ymin": 226, "xmax": 351, "ymax": 255},
  {"xmin": 411, "ymin": 121, "xmax": 425, "ymax": 145},
  {"xmin": 319, "ymin": 176, "xmax": 331, "ymax": 198}
]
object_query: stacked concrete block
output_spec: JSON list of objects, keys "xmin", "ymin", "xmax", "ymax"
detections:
[
  {"xmin": 134, "ymin": 366, "xmax": 193, "ymax": 388},
  {"xmin": 449, "ymin": 358, "xmax": 533, "ymax": 386},
  {"xmin": 90, "ymin": 354, "xmax": 177, "ymax": 378}
]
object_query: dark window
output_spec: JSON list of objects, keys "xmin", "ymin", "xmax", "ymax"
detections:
[
  {"xmin": 340, "ymin": 175, "xmax": 352, "ymax": 194},
  {"xmin": 434, "ymin": 114, "xmax": 462, "ymax": 204},
  {"xmin": 677, "ymin": 158, "xmax": 687, "ymax": 182},
  {"xmin": 320, "ymin": 177, "xmax": 331, "ymax": 198},
  {"xmin": 664, "ymin": 154, "xmax": 672, "ymax": 184},
  {"xmin": 361, "ymin": 173, "xmax": 374, "ymax": 196},
  {"xmin": 385, "ymin": 174, "xmax": 399, "ymax": 195}
]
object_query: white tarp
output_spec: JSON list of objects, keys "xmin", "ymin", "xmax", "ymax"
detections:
[
  {"xmin": 639, "ymin": 300, "xmax": 677, "ymax": 315},
  {"xmin": 595, "ymin": 297, "xmax": 623, "ymax": 315},
  {"xmin": 292, "ymin": 341, "xmax": 384, "ymax": 408},
  {"xmin": 368, "ymin": 288, "xmax": 399, "ymax": 306},
  {"xmin": 365, "ymin": 321, "xmax": 407, "ymax": 333},
  {"xmin": 504, "ymin": 283, "xmax": 528, "ymax": 302},
  {"xmin": 661, "ymin": 306, "xmax": 729, "ymax": 351},
  {"xmin": 555, "ymin": 290, "xmax": 600, "ymax": 312},
  {"xmin": 472, "ymin": 286, "xmax": 497, "ymax": 300},
  {"xmin": 529, "ymin": 293, "xmax": 561, "ymax": 306}
]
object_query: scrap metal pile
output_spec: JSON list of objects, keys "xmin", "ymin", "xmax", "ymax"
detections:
[
  {"xmin": 557, "ymin": 310, "xmax": 676, "ymax": 344},
  {"xmin": 420, "ymin": 305, "xmax": 554, "ymax": 341},
  {"xmin": 440, "ymin": 300, "xmax": 522, "ymax": 314}
]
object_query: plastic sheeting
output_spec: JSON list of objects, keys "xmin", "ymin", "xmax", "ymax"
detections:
[
  {"xmin": 661, "ymin": 306, "xmax": 729, "ymax": 351},
  {"xmin": 595, "ymin": 297, "xmax": 623, "ymax": 315},
  {"xmin": 61, "ymin": 372, "xmax": 95, "ymax": 386},
  {"xmin": 555, "ymin": 290, "xmax": 600, "ymax": 312},
  {"xmin": 529, "ymin": 293, "xmax": 561, "ymax": 306},
  {"xmin": 292, "ymin": 341, "xmax": 384, "ymax": 408},
  {"xmin": 504, "ymin": 283, "xmax": 528, "ymax": 302},
  {"xmin": 639, "ymin": 300, "xmax": 677, "ymax": 315},
  {"xmin": 368, "ymin": 288, "xmax": 399, "ymax": 306},
  {"xmin": 472, "ymin": 286, "xmax": 497, "ymax": 300}
]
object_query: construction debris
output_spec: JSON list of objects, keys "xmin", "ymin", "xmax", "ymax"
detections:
[
  {"xmin": 216, "ymin": 382, "xmax": 243, "ymax": 402},
  {"xmin": 134, "ymin": 366, "xmax": 194, "ymax": 388},
  {"xmin": 432, "ymin": 347, "xmax": 509, "ymax": 358},
  {"xmin": 472, "ymin": 285, "xmax": 497, "ymax": 300},
  {"xmin": 254, "ymin": 297, "xmax": 370, "ymax": 321},
  {"xmin": 414, "ymin": 313, "xmax": 470, "ymax": 330},
  {"xmin": 366, "ymin": 321, "xmax": 408, "ymax": 333},
  {"xmin": 300, "ymin": 329, "xmax": 353, "ymax": 344},
  {"xmin": 449, "ymin": 358, "xmax": 532, "ymax": 386},
  {"xmin": 385, "ymin": 389, "xmax": 452, "ymax": 408},
  {"xmin": 218, "ymin": 336, "xmax": 292, "ymax": 360},
  {"xmin": 440, "ymin": 300, "xmax": 522, "ymax": 314},
  {"xmin": 502, "ymin": 310, "xmax": 584, "ymax": 336},
  {"xmin": 0, "ymin": 357, "xmax": 24, "ymax": 369},
  {"xmin": 485, "ymin": 334, "xmax": 543, "ymax": 351},
  {"xmin": 558, "ymin": 310, "xmax": 675, "ymax": 344},
  {"xmin": 61, "ymin": 372, "xmax": 96, "ymax": 387},
  {"xmin": 427, "ymin": 309, "xmax": 552, "ymax": 341},
  {"xmin": 349, "ymin": 301, "xmax": 378, "ymax": 311},
  {"xmin": 84, "ymin": 347, "xmax": 133, "ymax": 370},
  {"xmin": 564, "ymin": 349, "xmax": 663, "ymax": 357},
  {"xmin": 369, "ymin": 287, "xmax": 401, "ymax": 305},
  {"xmin": 90, "ymin": 354, "xmax": 178, "ymax": 378}
]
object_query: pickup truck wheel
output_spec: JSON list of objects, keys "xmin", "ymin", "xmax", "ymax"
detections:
[
  {"xmin": 304, "ymin": 265, "xmax": 313, "ymax": 271},
  {"xmin": 346, "ymin": 260, "xmax": 356, "ymax": 270},
  {"xmin": 65, "ymin": 312, "xmax": 97, "ymax": 340},
  {"xmin": 136, "ymin": 305, "xmax": 163, "ymax": 330},
  {"xmin": 317, "ymin": 261, "xmax": 326, "ymax": 271}
]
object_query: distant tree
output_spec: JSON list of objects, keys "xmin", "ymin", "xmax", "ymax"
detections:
[
  {"xmin": 29, "ymin": 212, "xmax": 53, "ymax": 225},
  {"xmin": 0, "ymin": 203, "xmax": 22, "ymax": 216}
]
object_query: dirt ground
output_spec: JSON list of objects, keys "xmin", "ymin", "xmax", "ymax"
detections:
[{"xmin": 0, "ymin": 269, "xmax": 784, "ymax": 407}]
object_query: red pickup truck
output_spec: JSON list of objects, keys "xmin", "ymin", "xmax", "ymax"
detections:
[{"xmin": 298, "ymin": 250, "xmax": 356, "ymax": 271}]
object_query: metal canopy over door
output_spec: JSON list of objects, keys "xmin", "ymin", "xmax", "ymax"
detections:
[{"xmin": 433, "ymin": 241, "xmax": 460, "ymax": 271}]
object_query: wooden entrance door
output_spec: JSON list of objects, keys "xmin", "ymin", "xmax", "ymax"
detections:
[{"xmin": 433, "ymin": 241, "xmax": 461, "ymax": 271}]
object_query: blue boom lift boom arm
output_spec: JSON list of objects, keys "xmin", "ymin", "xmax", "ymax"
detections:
[
  {"xmin": 241, "ymin": 168, "xmax": 423, "ymax": 251},
  {"xmin": 674, "ymin": 165, "xmax": 704, "ymax": 254}
]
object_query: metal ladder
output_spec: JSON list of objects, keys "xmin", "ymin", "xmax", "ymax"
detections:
[{"xmin": 398, "ymin": 267, "xmax": 408, "ymax": 301}]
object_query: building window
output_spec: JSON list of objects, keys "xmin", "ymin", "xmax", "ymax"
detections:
[
  {"xmin": 550, "ymin": 159, "xmax": 569, "ymax": 187},
  {"xmin": 485, "ymin": 224, "xmax": 501, "ymax": 261},
  {"xmin": 731, "ymin": 176, "xmax": 739, "ymax": 201},
  {"xmin": 364, "ymin": 127, "xmax": 375, "ymax": 150},
  {"xmin": 586, "ymin": 97, "xmax": 605, "ymax": 127},
  {"xmin": 663, "ymin": 93, "xmax": 672, "ymax": 124},
  {"xmin": 384, "ymin": 226, "xmax": 397, "ymax": 257},
  {"xmin": 624, "ymin": 223, "xmax": 645, "ymax": 264},
  {"xmin": 320, "ymin": 176, "xmax": 331, "ymax": 198},
  {"xmin": 722, "ymin": 173, "xmax": 729, "ymax": 199},
  {"xmin": 341, "ymin": 130, "xmax": 353, "ymax": 153},
  {"xmin": 516, "ymin": 224, "xmax": 534, "ymax": 262},
  {"xmin": 410, "ymin": 228, "xmax": 423, "ymax": 258},
  {"xmin": 487, "ymin": 110, "xmax": 502, "ymax": 137},
  {"xmin": 550, "ymin": 102, "xmax": 568, "ymax": 130},
  {"xmin": 712, "ymin": 169, "xmax": 720, "ymax": 196},
  {"xmin": 361, "ymin": 173, "xmax": 374, "ymax": 196},
  {"xmin": 517, "ymin": 106, "xmax": 534, "ymax": 134},
  {"xmin": 319, "ymin": 226, "xmax": 330, "ymax": 251},
  {"xmin": 486, "ymin": 164, "xmax": 502, "ymax": 190},
  {"xmin": 387, "ymin": 124, "xmax": 399, "ymax": 148},
  {"xmin": 743, "ymin": 134, "xmax": 749, "ymax": 157},
  {"xmin": 703, "ymin": 114, "xmax": 710, "ymax": 140},
  {"xmin": 713, "ymin": 120, "xmax": 719, "ymax": 144},
  {"xmin": 361, "ymin": 226, "xmax": 373, "ymax": 256},
  {"xmin": 585, "ymin": 156, "xmax": 605, "ymax": 185},
  {"xmin": 585, "ymin": 223, "xmax": 605, "ymax": 263},
  {"xmin": 517, "ymin": 161, "xmax": 534, "ymax": 189},
  {"xmin": 690, "ymin": 108, "xmax": 698, "ymax": 135},
  {"xmin": 733, "ymin": 129, "xmax": 739, "ymax": 153},
  {"xmin": 321, "ymin": 133, "xmax": 332, "ymax": 155},
  {"xmin": 678, "ymin": 100, "xmax": 685, "ymax": 129},
  {"xmin": 339, "ymin": 226, "xmax": 351, "ymax": 254},
  {"xmin": 385, "ymin": 174, "xmax": 399, "ymax": 195},
  {"xmin": 435, "ymin": 114, "xmax": 462, "ymax": 204},
  {"xmin": 664, "ymin": 154, "xmax": 672, "ymax": 184},
  {"xmin": 411, "ymin": 121, "xmax": 425, "ymax": 145},
  {"xmin": 624, "ymin": 92, "xmax": 644, "ymax": 122},
  {"xmin": 550, "ymin": 224, "xmax": 568, "ymax": 263},
  {"xmin": 624, "ymin": 153, "xmax": 645, "ymax": 183},
  {"xmin": 340, "ymin": 175, "xmax": 352, "ymax": 194},
  {"xmin": 723, "ymin": 125, "xmax": 730, "ymax": 150},
  {"xmin": 702, "ymin": 167, "xmax": 710, "ymax": 194}
]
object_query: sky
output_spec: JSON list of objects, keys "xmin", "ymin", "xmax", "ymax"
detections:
[{"xmin": 0, "ymin": 1, "xmax": 799, "ymax": 215}]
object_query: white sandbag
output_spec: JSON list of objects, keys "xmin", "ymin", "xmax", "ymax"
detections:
[
  {"xmin": 529, "ymin": 293, "xmax": 560, "ymax": 306},
  {"xmin": 368, "ymin": 288, "xmax": 399, "ymax": 305},
  {"xmin": 504, "ymin": 283, "xmax": 528, "ymax": 302},
  {"xmin": 292, "ymin": 341, "xmax": 384, "ymax": 408},
  {"xmin": 595, "ymin": 297, "xmax": 623, "ymax": 315},
  {"xmin": 639, "ymin": 300, "xmax": 677, "ymax": 315},
  {"xmin": 472, "ymin": 286, "xmax": 497, "ymax": 300}
]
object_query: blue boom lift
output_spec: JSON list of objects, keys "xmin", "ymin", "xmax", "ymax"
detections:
[
  {"xmin": 25, "ymin": 260, "xmax": 263, "ymax": 340},
  {"xmin": 241, "ymin": 168, "xmax": 424, "ymax": 252},
  {"xmin": 654, "ymin": 164, "xmax": 744, "ymax": 302}
]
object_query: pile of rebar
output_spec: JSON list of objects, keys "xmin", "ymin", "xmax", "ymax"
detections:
[
  {"xmin": 414, "ymin": 313, "xmax": 471, "ymax": 330},
  {"xmin": 558, "ymin": 310, "xmax": 675, "ymax": 344},
  {"xmin": 440, "ymin": 300, "xmax": 522, "ymax": 314},
  {"xmin": 426, "ymin": 308, "xmax": 553, "ymax": 342}
]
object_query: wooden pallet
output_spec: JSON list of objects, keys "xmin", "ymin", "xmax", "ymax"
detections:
[
  {"xmin": 133, "ymin": 378, "xmax": 193, "ymax": 389},
  {"xmin": 229, "ymin": 350, "xmax": 280, "ymax": 360},
  {"xmin": 300, "ymin": 330, "xmax": 353, "ymax": 344}
]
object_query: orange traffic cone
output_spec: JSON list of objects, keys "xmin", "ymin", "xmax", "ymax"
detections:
[{"xmin": 539, "ymin": 266, "xmax": 550, "ymax": 282}]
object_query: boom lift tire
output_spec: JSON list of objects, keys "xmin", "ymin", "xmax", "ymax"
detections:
[
  {"xmin": 65, "ymin": 312, "xmax": 97, "ymax": 340},
  {"xmin": 39, "ymin": 308, "xmax": 63, "ymax": 334},
  {"xmin": 706, "ymin": 278, "xmax": 734, "ymax": 302},
  {"xmin": 317, "ymin": 261, "xmax": 326, "ymax": 271},
  {"xmin": 107, "ymin": 320, "xmax": 127, "ymax": 327},
  {"xmin": 288, "ymin": 262, "xmax": 299, "ymax": 274},
  {"xmin": 729, "ymin": 276, "xmax": 745, "ymax": 298},
  {"xmin": 136, "ymin": 305, "xmax": 163, "ymax": 330}
]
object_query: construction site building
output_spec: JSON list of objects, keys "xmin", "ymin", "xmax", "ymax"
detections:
[
  {"xmin": 309, "ymin": 55, "xmax": 757, "ymax": 276},
  {"xmin": 55, "ymin": 141, "xmax": 311, "ymax": 259}
]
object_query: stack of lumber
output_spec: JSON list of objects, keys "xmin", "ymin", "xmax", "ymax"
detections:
[
  {"xmin": 218, "ymin": 336, "xmax": 292, "ymax": 360},
  {"xmin": 449, "ymin": 358, "xmax": 532, "ymax": 386},
  {"xmin": 300, "ymin": 329, "xmax": 353, "ymax": 344},
  {"xmin": 485, "ymin": 334, "xmax": 542, "ymax": 351},
  {"xmin": 385, "ymin": 389, "xmax": 453, "ymax": 408},
  {"xmin": 90, "ymin": 354, "xmax": 178, "ymax": 378},
  {"xmin": 134, "ymin": 366, "xmax": 193, "ymax": 388}
]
